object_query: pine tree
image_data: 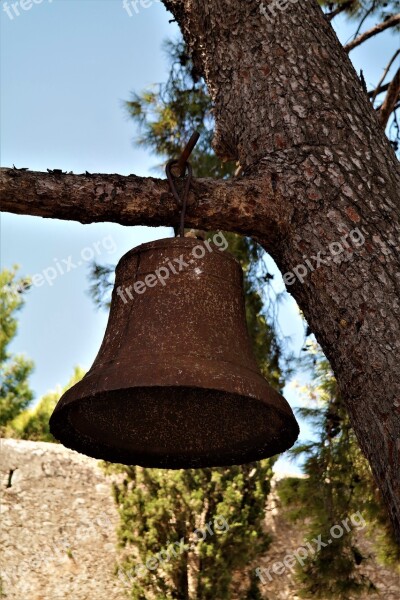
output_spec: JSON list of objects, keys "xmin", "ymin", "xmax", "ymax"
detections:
[
  {"xmin": 112, "ymin": 462, "xmax": 274, "ymax": 599},
  {"xmin": 277, "ymin": 343, "xmax": 400, "ymax": 598}
]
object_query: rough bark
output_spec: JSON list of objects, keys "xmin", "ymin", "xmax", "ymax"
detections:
[
  {"xmin": 163, "ymin": 0, "xmax": 400, "ymax": 541},
  {"xmin": 0, "ymin": 168, "xmax": 286, "ymax": 242},
  {"xmin": 1, "ymin": 0, "xmax": 400, "ymax": 542}
]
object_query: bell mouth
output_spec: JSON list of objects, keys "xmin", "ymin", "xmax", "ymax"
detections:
[{"xmin": 50, "ymin": 386, "xmax": 299, "ymax": 469}]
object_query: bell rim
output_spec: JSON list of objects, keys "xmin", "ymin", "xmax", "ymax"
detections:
[
  {"xmin": 49, "ymin": 384, "xmax": 299, "ymax": 469},
  {"xmin": 50, "ymin": 353, "xmax": 296, "ymax": 418}
]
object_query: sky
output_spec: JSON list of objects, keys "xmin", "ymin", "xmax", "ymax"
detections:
[{"xmin": 1, "ymin": 0, "xmax": 399, "ymax": 473}]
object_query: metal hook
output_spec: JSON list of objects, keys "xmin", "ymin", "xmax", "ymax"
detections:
[
  {"xmin": 170, "ymin": 131, "xmax": 200, "ymax": 178},
  {"xmin": 166, "ymin": 159, "xmax": 193, "ymax": 238}
]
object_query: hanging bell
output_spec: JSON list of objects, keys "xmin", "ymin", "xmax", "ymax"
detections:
[{"xmin": 50, "ymin": 236, "xmax": 299, "ymax": 468}]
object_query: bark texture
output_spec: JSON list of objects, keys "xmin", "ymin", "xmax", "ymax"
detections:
[
  {"xmin": 163, "ymin": 0, "xmax": 400, "ymax": 541},
  {"xmin": 1, "ymin": 0, "xmax": 400, "ymax": 541},
  {"xmin": 0, "ymin": 168, "xmax": 285, "ymax": 241}
]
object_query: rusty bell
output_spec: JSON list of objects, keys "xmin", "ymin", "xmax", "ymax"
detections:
[{"xmin": 50, "ymin": 236, "xmax": 299, "ymax": 468}]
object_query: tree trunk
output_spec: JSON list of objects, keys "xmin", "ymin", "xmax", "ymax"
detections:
[
  {"xmin": 1, "ymin": 0, "xmax": 399, "ymax": 542},
  {"xmin": 163, "ymin": 0, "xmax": 400, "ymax": 541}
]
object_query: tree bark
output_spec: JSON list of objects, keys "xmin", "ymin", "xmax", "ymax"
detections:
[
  {"xmin": 1, "ymin": 0, "xmax": 400, "ymax": 542},
  {"xmin": 163, "ymin": 0, "xmax": 400, "ymax": 541},
  {"xmin": 0, "ymin": 168, "xmax": 285, "ymax": 241}
]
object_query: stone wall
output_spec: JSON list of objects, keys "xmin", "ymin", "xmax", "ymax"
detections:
[
  {"xmin": 0, "ymin": 438, "xmax": 126, "ymax": 600},
  {"xmin": 1, "ymin": 439, "xmax": 399, "ymax": 599}
]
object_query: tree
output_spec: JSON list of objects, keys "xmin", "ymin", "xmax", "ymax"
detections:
[
  {"xmin": 112, "ymin": 461, "xmax": 274, "ymax": 599},
  {"xmin": 1, "ymin": 0, "xmax": 400, "ymax": 542},
  {"xmin": 0, "ymin": 268, "xmax": 33, "ymax": 432},
  {"xmin": 6, "ymin": 367, "xmax": 85, "ymax": 442},
  {"xmin": 320, "ymin": 0, "xmax": 400, "ymax": 145},
  {"xmin": 278, "ymin": 343, "xmax": 399, "ymax": 598}
]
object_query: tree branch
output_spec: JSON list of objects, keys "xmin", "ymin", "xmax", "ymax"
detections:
[
  {"xmin": 379, "ymin": 68, "xmax": 400, "ymax": 128},
  {"xmin": 326, "ymin": 1, "xmax": 355, "ymax": 22},
  {"xmin": 344, "ymin": 14, "xmax": 400, "ymax": 53},
  {"xmin": 350, "ymin": 1, "xmax": 376, "ymax": 41},
  {"xmin": 368, "ymin": 82, "xmax": 390, "ymax": 99},
  {"xmin": 371, "ymin": 49, "xmax": 400, "ymax": 104},
  {"xmin": 0, "ymin": 167, "xmax": 282, "ymax": 242}
]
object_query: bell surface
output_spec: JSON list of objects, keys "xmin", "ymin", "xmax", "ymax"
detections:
[{"xmin": 50, "ymin": 237, "xmax": 299, "ymax": 468}]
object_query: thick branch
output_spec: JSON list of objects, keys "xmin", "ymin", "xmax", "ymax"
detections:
[
  {"xmin": 344, "ymin": 14, "xmax": 400, "ymax": 52},
  {"xmin": 0, "ymin": 167, "xmax": 285, "ymax": 243}
]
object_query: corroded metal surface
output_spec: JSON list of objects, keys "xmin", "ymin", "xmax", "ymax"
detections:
[{"xmin": 50, "ymin": 237, "xmax": 299, "ymax": 468}]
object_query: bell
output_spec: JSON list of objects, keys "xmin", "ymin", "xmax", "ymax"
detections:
[{"xmin": 50, "ymin": 237, "xmax": 299, "ymax": 468}]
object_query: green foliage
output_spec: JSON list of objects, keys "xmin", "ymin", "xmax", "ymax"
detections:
[
  {"xmin": 277, "ymin": 343, "xmax": 399, "ymax": 598},
  {"xmin": 126, "ymin": 38, "xmax": 233, "ymax": 180},
  {"xmin": 0, "ymin": 268, "xmax": 84, "ymax": 444},
  {"xmin": 88, "ymin": 262, "xmax": 115, "ymax": 310},
  {"xmin": 6, "ymin": 367, "xmax": 85, "ymax": 442},
  {"xmin": 108, "ymin": 461, "xmax": 274, "ymax": 599},
  {"xmin": 0, "ymin": 268, "xmax": 34, "ymax": 431}
]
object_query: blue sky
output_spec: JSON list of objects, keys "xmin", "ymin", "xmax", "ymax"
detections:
[{"xmin": 1, "ymin": 0, "xmax": 398, "ymax": 472}]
